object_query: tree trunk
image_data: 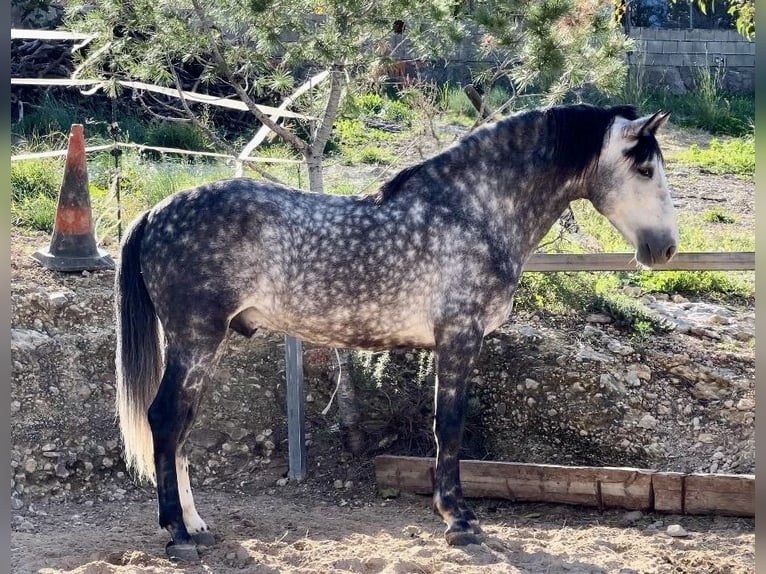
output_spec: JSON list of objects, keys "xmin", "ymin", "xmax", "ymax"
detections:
[
  {"xmin": 306, "ymin": 151, "xmax": 325, "ymax": 193},
  {"xmin": 304, "ymin": 65, "xmax": 363, "ymax": 454},
  {"xmin": 332, "ymin": 349, "xmax": 365, "ymax": 455}
]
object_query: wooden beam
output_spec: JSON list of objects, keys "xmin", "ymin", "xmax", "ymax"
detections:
[
  {"xmin": 375, "ymin": 455, "xmax": 653, "ymax": 510},
  {"xmin": 684, "ymin": 473, "xmax": 754, "ymax": 516},
  {"xmin": 651, "ymin": 472, "xmax": 685, "ymax": 514},
  {"xmin": 525, "ymin": 252, "xmax": 755, "ymax": 272},
  {"xmin": 375, "ymin": 455, "xmax": 755, "ymax": 517}
]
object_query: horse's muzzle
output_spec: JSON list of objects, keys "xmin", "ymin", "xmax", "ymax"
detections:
[{"xmin": 636, "ymin": 230, "xmax": 678, "ymax": 267}]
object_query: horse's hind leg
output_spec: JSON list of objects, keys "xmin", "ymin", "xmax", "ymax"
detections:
[
  {"xmin": 148, "ymin": 331, "xmax": 225, "ymax": 561},
  {"xmin": 432, "ymin": 321, "xmax": 484, "ymax": 546},
  {"xmin": 176, "ymin": 455, "xmax": 214, "ymax": 546}
]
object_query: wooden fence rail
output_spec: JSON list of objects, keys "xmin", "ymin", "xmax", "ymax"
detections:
[{"xmin": 525, "ymin": 251, "xmax": 755, "ymax": 272}]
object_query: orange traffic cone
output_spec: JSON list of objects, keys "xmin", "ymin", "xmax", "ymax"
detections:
[{"xmin": 32, "ymin": 124, "xmax": 115, "ymax": 272}]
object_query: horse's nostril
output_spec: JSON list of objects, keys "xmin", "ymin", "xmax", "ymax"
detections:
[{"xmin": 665, "ymin": 244, "xmax": 677, "ymax": 261}]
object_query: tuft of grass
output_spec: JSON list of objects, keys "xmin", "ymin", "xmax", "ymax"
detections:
[
  {"xmin": 355, "ymin": 146, "xmax": 395, "ymax": 165},
  {"xmin": 590, "ymin": 292, "xmax": 676, "ymax": 335},
  {"xmin": 328, "ymin": 182, "xmax": 359, "ymax": 196},
  {"xmin": 632, "ymin": 270, "xmax": 753, "ymax": 301},
  {"xmin": 11, "ymin": 158, "xmax": 62, "ymax": 202},
  {"xmin": 670, "ymin": 137, "xmax": 754, "ymax": 177},
  {"xmin": 11, "ymin": 193, "xmax": 58, "ymax": 232},
  {"xmin": 702, "ymin": 209, "xmax": 736, "ymax": 224}
]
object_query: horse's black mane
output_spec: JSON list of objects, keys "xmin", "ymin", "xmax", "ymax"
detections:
[{"xmin": 369, "ymin": 104, "xmax": 662, "ymax": 205}]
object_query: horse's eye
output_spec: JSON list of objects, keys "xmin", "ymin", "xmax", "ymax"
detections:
[{"xmin": 637, "ymin": 166, "xmax": 653, "ymax": 178}]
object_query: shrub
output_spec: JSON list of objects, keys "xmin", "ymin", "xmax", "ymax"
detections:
[{"xmin": 10, "ymin": 158, "xmax": 62, "ymax": 202}]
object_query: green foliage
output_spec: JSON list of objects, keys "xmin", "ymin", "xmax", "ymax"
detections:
[
  {"xmin": 10, "ymin": 158, "xmax": 61, "ymax": 202},
  {"xmin": 631, "ymin": 270, "xmax": 753, "ymax": 301},
  {"xmin": 515, "ymin": 272, "xmax": 611, "ymax": 314},
  {"xmin": 11, "ymin": 193, "xmax": 58, "ymax": 232},
  {"xmin": 702, "ymin": 209, "xmax": 736, "ymax": 224},
  {"xmin": 327, "ymin": 182, "xmax": 358, "ymax": 196},
  {"xmin": 670, "ymin": 137, "xmax": 754, "ymax": 177},
  {"xmin": 355, "ymin": 146, "xmax": 395, "ymax": 165},
  {"xmin": 355, "ymin": 93, "xmax": 385, "ymax": 115},
  {"xmin": 590, "ymin": 292, "xmax": 676, "ymax": 335},
  {"xmin": 438, "ymin": 84, "xmax": 514, "ymax": 117},
  {"xmin": 144, "ymin": 121, "xmax": 213, "ymax": 153},
  {"xmin": 330, "ymin": 118, "xmax": 401, "ymax": 164},
  {"xmin": 472, "ymin": 0, "xmax": 633, "ymax": 104}
]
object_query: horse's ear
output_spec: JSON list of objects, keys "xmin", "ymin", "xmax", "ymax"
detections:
[{"xmin": 622, "ymin": 111, "xmax": 670, "ymax": 140}]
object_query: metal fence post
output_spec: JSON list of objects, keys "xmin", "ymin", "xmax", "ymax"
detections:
[{"xmin": 285, "ymin": 335, "xmax": 306, "ymax": 481}]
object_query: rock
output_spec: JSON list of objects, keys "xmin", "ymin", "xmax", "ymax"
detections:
[
  {"xmin": 235, "ymin": 547, "xmax": 251, "ymax": 563},
  {"xmin": 23, "ymin": 459, "xmax": 37, "ymax": 474},
  {"xmin": 690, "ymin": 326, "xmax": 721, "ymax": 340},
  {"xmin": 48, "ymin": 292, "xmax": 69, "ymax": 307},
  {"xmin": 333, "ymin": 479, "xmax": 344, "ymax": 489},
  {"xmin": 627, "ymin": 363, "xmax": 652, "ymax": 381},
  {"xmin": 276, "ymin": 478, "xmax": 289, "ymax": 487},
  {"xmin": 736, "ymin": 398, "xmax": 754, "ymax": 411},
  {"xmin": 666, "ymin": 524, "xmax": 689, "ymax": 537},
  {"xmin": 637, "ymin": 414, "xmax": 658, "ymax": 430},
  {"xmin": 582, "ymin": 326, "xmax": 604, "ymax": 340},
  {"xmin": 586, "ymin": 313, "xmax": 612, "ymax": 324},
  {"xmin": 697, "ymin": 433, "xmax": 715, "ymax": 444},
  {"xmin": 575, "ymin": 346, "xmax": 613, "ymax": 363},
  {"xmin": 344, "ymin": 480, "xmax": 353, "ymax": 489},
  {"xmin": 621, "ymin": 510, "xmax": 643, "ymax": 525},
  {"xmin": 11, "ymin": 497, "xmax": 24, "ymax": 510},
  {"xmin": 525, "ymin": 378, "xmax": 539, "ymax": 390},
  {"xmin": 189, "ymin": 429, "xmax": 228, "ymax": 450},
  {"xmin": 402, "ymin": 525, "xmax": 421, "ymax": 537}
]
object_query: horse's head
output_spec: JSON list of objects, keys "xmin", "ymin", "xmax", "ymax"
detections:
[{"xmin": 590, "ymin": 111, "xmax": 679, "ymax": 267}]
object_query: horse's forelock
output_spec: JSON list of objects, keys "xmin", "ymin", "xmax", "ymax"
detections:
[{"xmin": 623, "ymin": 128, "xmax": 664, "ymax": 167}]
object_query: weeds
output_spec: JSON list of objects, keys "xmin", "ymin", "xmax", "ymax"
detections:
[
  {"xmin": 703, "ymin": 209, "xmax": 737, "ymax": 224},
  {"xmin": 670, "ymin": 137, "xmax": 754, "ymax": 177}
]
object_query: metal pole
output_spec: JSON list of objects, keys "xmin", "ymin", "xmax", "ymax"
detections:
[{"xmin": 285, "ymin": 335, "xmax": 306, "ymax": 481}]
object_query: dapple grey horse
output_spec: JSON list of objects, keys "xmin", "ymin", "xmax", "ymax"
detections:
[{"xmin": 115, "ymin": 104, "xmax": 678, "ymax": 560}]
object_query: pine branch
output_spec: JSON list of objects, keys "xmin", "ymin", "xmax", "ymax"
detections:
[{"xmin": 189, "ymin": 0, "xmax": 308, "ymax": 153}]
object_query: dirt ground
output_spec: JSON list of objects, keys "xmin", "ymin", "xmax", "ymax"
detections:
[
  {"xmin": 11, "ymin": 120, "xmax": 755, "ymax": 574},
  {"xmin": 11, "ymin": 485, "xmax": 756, "ymax": 574}
]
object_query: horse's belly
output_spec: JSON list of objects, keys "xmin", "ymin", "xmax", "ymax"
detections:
[{"xmin": 240, "ymin": 297, "xmax": 435, "ymax": 350}]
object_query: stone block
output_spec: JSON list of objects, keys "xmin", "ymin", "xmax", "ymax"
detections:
[
  {"xmin": 705, "ymin": 41, "xmax": 723, "ymax": 54},
  {"xmin": 684, "ymin": 29, "xmax": 700, "ymax": 41},
  {"xmin": 726, "ymin": 54, "xmax": 755, "ymax": 67},
  {"xmin": 662, "ymin": 40, "xmax": 679, "ymax": 54},
  {"xmin": 735, "ymin": 41, "xmax": 755, "ymax": 55}
]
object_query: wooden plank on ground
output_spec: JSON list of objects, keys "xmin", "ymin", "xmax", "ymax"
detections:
[
  {"xmin": 651, "ymin": 472, "xmax": 685, "ymax": 514},
  {"xmin": 684, "ymin": 473, "xmax": 754, "ymax": 516},
  {"xmin": 525, "ymin": 252, "xmax": 755, "ymax": 272},
  {"xmin": 374, "ymin": 455, "xmax": 653, "ymax": 510},
  {"xmin": 375, "ymin": 456, "xmax": 755, "ymax": 517}
]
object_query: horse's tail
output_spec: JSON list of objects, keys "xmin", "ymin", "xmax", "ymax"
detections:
[{"xmin": 115, "ymin": 210, "xmax": 162, "ymax": 484}]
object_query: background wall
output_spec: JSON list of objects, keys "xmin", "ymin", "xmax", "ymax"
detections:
[{"xmin": 627, "ymin": 27, "xmax": 755, "ymax": 94}]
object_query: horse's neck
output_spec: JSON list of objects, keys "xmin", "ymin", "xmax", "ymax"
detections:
[{"xmin": 444, "ymin": 127, "xmax": 580, "ymax": 259}]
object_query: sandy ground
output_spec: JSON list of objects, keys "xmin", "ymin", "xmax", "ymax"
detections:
[{"xmin": 12, "ymin": 486, "xmax": 754, "ymax": 574}]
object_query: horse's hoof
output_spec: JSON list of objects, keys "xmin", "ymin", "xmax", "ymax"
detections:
[
  {"xmin": 166, "ymin": 542, "xmax": 200, "ymax": 562},
  {"xmin": 191, "ymin": 530, "xmax": 216, "ymax": 547},
  {"xmin": 445, "ymin": 527, "xmax": 481, "ymax": 546}
]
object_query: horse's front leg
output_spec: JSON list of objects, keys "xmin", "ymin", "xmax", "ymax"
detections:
[{"xmin": 432, "ymin": 321, "xmax": 483, "ymax": 546}]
